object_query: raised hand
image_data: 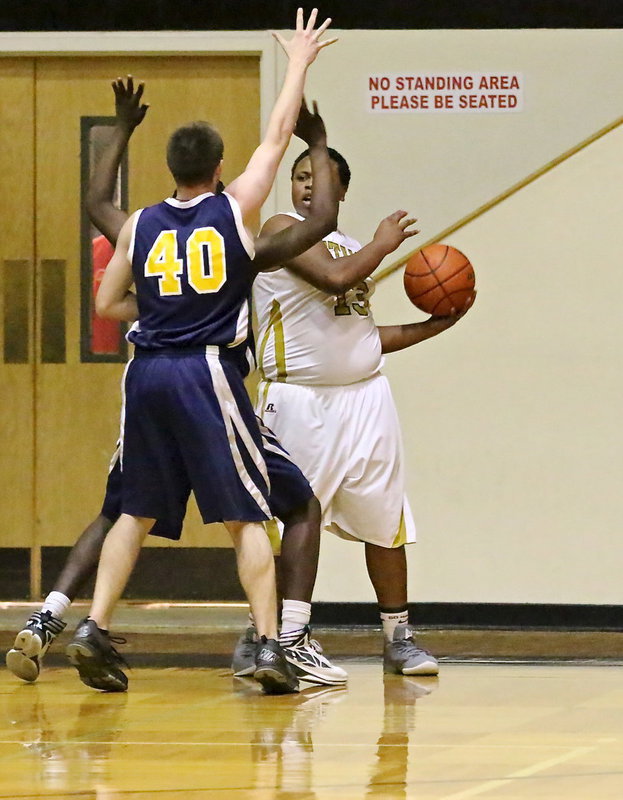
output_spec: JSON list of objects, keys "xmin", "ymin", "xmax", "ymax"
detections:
[
  {"xmin": 112, "ymin": 75, "xmax": 149, "ymax": 131},
  {"xmin": 293, "ymin": 98, "xmax": 326, "ymax": 147},
  {"xmin": 273, "ymin": 8, "xmax": 338, "ymax": 67},
  {"xmin": 373, "ymin": 210, "xmax": 420, "ymax": 255}
]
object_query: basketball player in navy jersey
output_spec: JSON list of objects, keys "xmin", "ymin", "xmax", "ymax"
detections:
[
  {"xmin": 7, "ymin": 76, "xmax": 352, "ymax": 688},
  {"xmin": 61, "ymin": 10, "xmax": 337, "ymax": 696}
]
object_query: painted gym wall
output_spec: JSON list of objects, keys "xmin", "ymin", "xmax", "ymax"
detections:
[{"xmin": 267, "ymin": 29, "xmax": 623, "ymax": 605}]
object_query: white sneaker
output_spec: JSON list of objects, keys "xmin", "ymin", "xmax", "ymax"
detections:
[
  {"xmin": 282, "ymin": 626, "xmax": 348, "ymax": 685},
  {"xmin": 6, "ymin": 610, "xmax": 67, "ymax": 682}
]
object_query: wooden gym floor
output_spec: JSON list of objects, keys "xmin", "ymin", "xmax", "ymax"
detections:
[{"xmin": 1, "ymin": 604, "xmax": 622, "ymax": 799}]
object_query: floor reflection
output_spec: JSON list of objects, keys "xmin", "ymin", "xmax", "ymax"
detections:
[
  {"xmin": 4, "ymin": 683, "xmax": 127, "ymax": 797},
  {"xmin": 236, "ymin": 678, "xmax": 349, "ymax": 799},
  {"xmin": 366, "ymin": 675, "xmax": 439, "ymax": 798}
]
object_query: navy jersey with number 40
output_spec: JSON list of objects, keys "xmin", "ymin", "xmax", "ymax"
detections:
[{"xmin": 127, "ymin": 191, "xmax": 255, "ymax": 350}]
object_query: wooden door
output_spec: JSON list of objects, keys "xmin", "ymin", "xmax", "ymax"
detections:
[
  {"xmin": 0, "ymin": 60, "xmax": 36, "ymax": 597},
  {"xmin": 0, "ymin": 59, "xmax": 35, "ymax": 598},
  {"xmin": 3, "ymin": 54, "xmax": 259, "ymax": 598}
]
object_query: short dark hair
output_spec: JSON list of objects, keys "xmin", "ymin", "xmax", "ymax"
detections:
[
  {"xmin": 166, "ymin": 122, "xmax": 224, "ymax": 186},
  {"xmin": 291, "ymin": 147, "xmax": 351, "ymax": 189}
]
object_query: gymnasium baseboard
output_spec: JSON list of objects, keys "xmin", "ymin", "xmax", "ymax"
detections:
[{"xmin": 1, "ymin": 548, "xmax": 621, "ymax": 634}]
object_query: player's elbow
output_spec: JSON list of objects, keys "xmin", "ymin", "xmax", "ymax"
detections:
[
  {"xmin": 95, "ymin": 292, "xmax": 114, "ymax": 319},
  {"xmin": 85, "ymin": 195, "xmax": 105, "ymax": 229},
  {"xmin": 318, "ymin": 273, "xmax": 353, "ymax": 294}
]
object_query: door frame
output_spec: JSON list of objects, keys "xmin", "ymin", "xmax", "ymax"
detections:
[{"xmin": 0, "ymin": 31, "xmax": 280, "ymax": 217}]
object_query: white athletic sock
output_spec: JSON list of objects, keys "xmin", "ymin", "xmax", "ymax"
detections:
[
  {"xmin": 279, "ymin": 599, "xmax": 311, "ymax": 644},
  {"xmin": 41, "ymin": 591, "xmax": 71, "ymax": 620},
  {"xmin": 380, "ymin": 607, "xmax": 409, "ymax": 642}
]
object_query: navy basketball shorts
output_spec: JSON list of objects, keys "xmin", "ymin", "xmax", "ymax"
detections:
[
  {"xmin": 99, "ymin": 446, "xmax": 181, "ymax": 539},
  {"xmin": 100, "ymin": 422, "xmax": 312, "ymax": 541},
  {"xmin": 116, "ymin": 346, "xmax": 313, "ymax": 537}
]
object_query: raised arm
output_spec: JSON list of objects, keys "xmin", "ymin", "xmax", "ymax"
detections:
[
  {"xmin": 225, "ymin": 8, "xmax": 336, "ymax": 221},
  {"xmin": 253, "ymin": 99, "xmax": 338, "ymax": 271},
  {"xmin": 260, "ymin": 210, "xmax": 419, "ymax": 294},
  {"xmin": 378, "ymin": 294, "xmax": 476, "ymax": 353},
  {"xmin": 95, "ymin": 215, "xmax": 138, "ymax": 321},
  {"xmin": 86, "ymin": 76, "xmax": 148, "ymax": 245}
]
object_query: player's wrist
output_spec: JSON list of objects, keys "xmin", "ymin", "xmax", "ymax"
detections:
[
  {"xmin": 370, "ymin": 238, "xmax": 394, "ymax": 258},
  {"xmin": 114, "ymin": 120, "xmax": 134, "ymax": 136},
  {"xmin": 285, "ymin": 54, "xmax": 312, "ymax": 71}
]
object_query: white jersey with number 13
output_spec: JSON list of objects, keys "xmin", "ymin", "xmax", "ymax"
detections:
[{"xmin": 253, "ymin": 213, "xmax": 383, "ymax": 386}]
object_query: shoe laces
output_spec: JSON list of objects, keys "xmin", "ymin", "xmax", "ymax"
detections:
[
  {"xmin": 393, "ymin": 631, "xmax": 432, "ymax": 657},
  {"xmin": 290, "ymin": 628, "xmax": 323, "ymax": 653},
  {"xmin": 107, "ymin": 635, "xmax": 129, "ymax": 669},
  {"xmin": 307, "ymin": 636, "xmax": 323, "ymax": 654}
]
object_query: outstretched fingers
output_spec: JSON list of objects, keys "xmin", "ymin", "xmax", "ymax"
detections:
[
  {"xmin": 314, "ymin": 17, "xmax": 337, "ymax": 50},
  {"xmin": 274, "ymin": 9, "xmax": 337, "ymax": 55},
  {"xmin": 304, "ymin": 8, "xmax": 318, "ymax": 32},
  {"xmin": 272, "ymin": 30, "xmax": 287, "ymax": 51},
  {"xmin": 313, "ymin": 15, "xmax": 333, "ymax": 39},
  {"xmin": 112, "ymin": 75, "xmax": 143, "ymax": 100},
  {"xmin": 317, "ymin": 34, "xmax": 338, "ymax": 50},
  {"xmin": 388, "ymin": 209, "xmax": 407, "ymax": 222},
  {"xmin": 400, "ymin": 217, "xmax": 419, "ymax": 237}
]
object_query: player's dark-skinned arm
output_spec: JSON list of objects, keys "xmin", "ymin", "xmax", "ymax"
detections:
[
  {"xmin": 260, "ymin": 208, "xmax": 419, "ymax": 295},
  {"xmin": 378, "ymin": 293, "xmax": 476, "ymax": 354},
  {"xmin": 253, "ymin": 99, "xmax": 338, "ymax": 271},
  {"xmin": 86, "ymin": 75, "xmax": 148, "ymax": 246}
]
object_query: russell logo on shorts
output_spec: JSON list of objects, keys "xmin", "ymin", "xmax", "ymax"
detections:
[{"xmin": 265, "ymin": 403, "xmax": 276, "ymax": 412}]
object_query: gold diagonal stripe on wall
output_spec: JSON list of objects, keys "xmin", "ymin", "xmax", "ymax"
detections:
[{"xmin": 376, "ymin": 113, "xmax": 623, "ymax": 283}]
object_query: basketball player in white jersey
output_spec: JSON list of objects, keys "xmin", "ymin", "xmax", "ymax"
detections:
[{"xmin": 240, "ymin": 147, "xmax": 473, "ymax": 676}]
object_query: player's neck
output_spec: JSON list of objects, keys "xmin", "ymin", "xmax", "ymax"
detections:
[{"xmin": 175, "ymin": 181, "xmax": 218, "ymax": 201}]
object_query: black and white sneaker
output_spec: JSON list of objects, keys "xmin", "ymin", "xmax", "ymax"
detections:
[
  {"xmin": 282, "ymin": 626, "xmax": 348, "ymax": 685},
  {"xmin": 6, "ymin": 610, "xmax": 67, "ymax": 682},
  {"xmin": 254, "ymin": 636, "xmax": 299, "ymax": 694},
  {"xmin": 66, "ymin": 618, "xmax": 129, "ymax": 692}
]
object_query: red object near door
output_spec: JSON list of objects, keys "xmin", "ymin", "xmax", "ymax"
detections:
[{"xmin": 91, "ymin": 235, "xmax": 122, "ymax": 354}]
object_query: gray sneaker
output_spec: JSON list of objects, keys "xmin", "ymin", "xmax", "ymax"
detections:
[
  {"xmin": 231, "ymin": 626, "xmax": 258, "ymax": 677},
  {"xmin": 383, "ymin": 623, "xmax": 439, "ymax": 676}
]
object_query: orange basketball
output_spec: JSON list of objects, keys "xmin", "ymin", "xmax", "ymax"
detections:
[{"xmin": 404, "ymin": 244, "xmax": 475, "ymax": 316}]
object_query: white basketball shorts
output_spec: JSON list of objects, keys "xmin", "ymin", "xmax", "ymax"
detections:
[{"xmin": 256, "ymin": 373, "xmax": 416, "ymax": 548}]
